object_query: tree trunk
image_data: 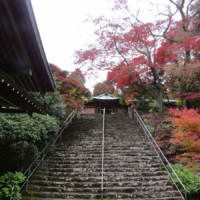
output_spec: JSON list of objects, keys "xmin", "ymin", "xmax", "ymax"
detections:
[
  {"xmin": 186, "ymin": 99, "xmax": 193, "ymax": 109},
  {"xmin": 157, "ymin": 89, "xmax": 164, "ymax": 113}
]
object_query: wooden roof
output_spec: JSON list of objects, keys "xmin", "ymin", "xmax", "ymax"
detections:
[
  {"xmin": 0, "ymin": 0, "xmax": 56, "ymax": 114},
  {"xmin": 93, "ymin": 93, "xmax": 120, "ymax": 100},
  {"xmin": 91, "ymin": 93, "xmax": 120, "ymax": 106}
]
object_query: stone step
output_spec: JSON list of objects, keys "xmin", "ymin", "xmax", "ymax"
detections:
[
  {"xmin": 57, "ymin": 141, "xmax": 150, "ymax": 146},
  {"xmin": 56, "ymin": 141, "xmax": 148, "ymax": 146},
  {"xmin": 49, "ymin": 149, "xmax": 154, "ymax": 155},
  {"xmin": 47, "ymin": 152, "xmax": 157, "ymax": 158},
  {"xmin": 55, "ymin": 146, "xmax": 152, "ymax": 151},
  {"xmin": 22, "ymin": 197, "xmax": 183, "ymax": 200},
  {"xmin": 28, "ymin": 180, "xmax": 170, "ymax": 188},
  {"xmin": 27, "ymin": 185, "xmax": 173, "ymax": 193},
  {"xmin": 54, "ymin": 143, "xmax": 151, "ymax": 148},
  {"xmin": 31, "ymin": 175, "xmax": 168, "ymax": 182},
  {"xmin": 45, "ymin": 152, "xmax": 158, "ymax": 160},
  {"xmin": 34, "ymin": 171, "xmax": 168, "ymax": 177},
  {"xmin": 22, "ymin": 114, "xmax": 182, "ymax": 200},
  {"xmin": 38, "ymin": 167, "xmax": 164, "ymax": 173},
  {"xmin": 58, "ymin": 136, "xmax": 147, "ymax": 140},
  {"xmin": 42, "ymin": 163, "xmax": 162, "ymax": 169},
  {"xmin": 45, "ymin": 157, "xmax": 161, "ymax": 164},
  {"xmin": 22, "ymin": 190, "xmax": 181, "ymax": 199}
]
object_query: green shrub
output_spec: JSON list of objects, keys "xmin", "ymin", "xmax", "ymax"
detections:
[
  {"xmin": 148, "ymin": 101, "xmax": 159, "ymax": 113},
  {"xmin": 0, "ymin": 171, "xmax": 26, "ymax": 200},
  {"xmin": 0, "ymin": 113, "xmax": 61, "ymax": 174},
  {"xmin": 168, "ymin": 164, "xmax": 200, "ymax": 195},
  {"xmin": 29, "ymin": 91, "xmax": 66, "ymax": 120}
]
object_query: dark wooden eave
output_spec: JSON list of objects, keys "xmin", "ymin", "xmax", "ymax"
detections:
[
  {"xmin": 0, "ymin": 0, "xmax": 56, "ymax": 94},
  {"xmin": 0, "ymin": 68, "xmax": 48, "ymax": 115},
  {"xmin": 93, "ymin": 99, "xmax": 119, "ymax": 106}
]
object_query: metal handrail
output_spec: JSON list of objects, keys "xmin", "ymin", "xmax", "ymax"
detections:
[
  {"xmin": 10, "ymin": 110, "xmax": 78, "ymax": 200},
  {"xmin": 128, "ymin": 106, "xmax": 132, "ymax": 119},
  {"xmin": 132, "ymin": 109, "xmax": 187, "ymax": 200},
  {"xmin": 101, "ymin": 108, "xmax": 105, "ymax": 200}
]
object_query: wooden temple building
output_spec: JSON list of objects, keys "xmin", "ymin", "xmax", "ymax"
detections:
[
  {"xmin": 84, "ymin": 93, "xmax": 125, "ymax": 114},
  {"xmin": 83, "ymin": 93, "xmax": 178, "ymax": 115},
  {"xmin": 0, "ymin": 0, "xmax": 56, "ymax": 115}
]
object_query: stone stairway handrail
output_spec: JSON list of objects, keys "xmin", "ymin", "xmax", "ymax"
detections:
[
  {"xmin": 101, "ymin": 108, "xmax": 105, "ymax": 200},
  {"xmin": 10, "ymin": 110, "xmax": 78, "ymax": 200},
  {"xmin": 128, "ymin": 106, "xmax": 132, "ymax": 119},
  {"xmin": 133, "ymin": 108, "xmax": 187, "ymax": 200}
]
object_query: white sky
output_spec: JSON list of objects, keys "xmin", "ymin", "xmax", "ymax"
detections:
[{"xmin": 31, "ymin": 0, "xmax": 114, "ymax": 92}]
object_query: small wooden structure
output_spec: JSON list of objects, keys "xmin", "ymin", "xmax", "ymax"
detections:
[
  {"xmin": 84, "ymin": 93, "xmax": 125, "ymax": 114},
  {"xmin": 0, "ymin": 0, "xmax": 56, "ymax": 115}
]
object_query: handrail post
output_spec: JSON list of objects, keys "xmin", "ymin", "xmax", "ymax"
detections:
[
  {"xmin": 101, "ymin": 108, "xmax": 105, "ymax": 200},
  {"xmin": 26, "ymin": 168, "xmax": 30, "ymax": 191},
  {"xmin": 128, "ymin": 107, "xmax": 132, "ymax": 119},
  {"xmin": 10, "ymin": 187, "xmax": 14, "ymax": 200},
  {"xmin": 42, "ymin": 150, "xmax": 45, "ymax": 167}
]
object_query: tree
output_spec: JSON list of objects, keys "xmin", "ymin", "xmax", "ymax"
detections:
[
  {"xmin": 69, "ymin": 68, "xmax": 86, "ymax": 86},
  {"xmin": 93, "ymin": 81, "xmax": 115, "ymax": 96},
  {"xmin": 49, "ymin": 64, "xmax": 91, "ymax": 113},
  {"xmin": 74, "ymin": 0, "xmax": 200, "ymax": 111},
  {"xmin": 118, "ymin": 0, "xmax": 200, "ymax": 107},
  {"xmin": 154, "ymin": 21, "xmax": 200, "ymax": 108},
  {"xmin": 165, "ymin": 59, "xmax": 200, "ymax": 108},
  {"xmin": 75, "ymin": 20, "xmax": 167, "ymax": 111}
]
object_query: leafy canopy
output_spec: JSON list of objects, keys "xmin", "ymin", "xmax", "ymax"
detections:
[
  {"xmin": 93, "ymin": 81, "xmax": 115, "ymax": 96},
  {"xmin": 50, "ymin": 63, "xmax": 91, "ymax": 113}
]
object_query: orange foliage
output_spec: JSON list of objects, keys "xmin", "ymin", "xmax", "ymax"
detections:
[{"xmin": 169, "ymin": 107, "xmax": 200, "ymax": 164}]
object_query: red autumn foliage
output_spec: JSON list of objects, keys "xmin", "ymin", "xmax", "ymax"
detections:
[
  {"xmin": 178, "ymin": 93, "xmax": 200, "ymax": 100},
  {"xmin": 74, "ymin": 0, "xmax": 200, "ymax": 111},
  {"xmin": 49, "ymin": 63, "xmax": 91, "ymax": 113},
  {"xmin": 93, "ymin": 81, "xmax": 115, "ymax": 96},
  {"xmin": 169, "ymin": 107, "xmax": 200, "ymax": 164}
]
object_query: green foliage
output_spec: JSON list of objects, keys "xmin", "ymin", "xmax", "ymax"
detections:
[
  {"xmin": 29, "ymin": 71, "xmax": 66, "ymax": 120},
  {"xmin": 68, "ymin": 68, "xmax": 86, "ymax": 86},
  {"xmin": 168, "ymin": 164, "xmax": 200, "ymax": 195},
  {"xmin": 175, "ymin": 99, "xmax": 184, "ymax": 107},
  {"xmin": 135, "ymin": 97, "xmax": 151, "ymax": 112},
  {"xmin": 29, "ymin": 91, "xmax": 66, "ymax": 120},
  {"xmin": 163, "ymin": 119, "xmax": 171, "ymax": 123},
  {"xmin": 0, "ymin": 113, "xmax": 60, "ymax": 174},
  {"xmin": 0, "ymin": 171, "xmax": 26, "ymax": 200},
  {"xmin": 148, "ymin": 101, "xmax": 159, "ymax": 113},
  {"xmin": 0, "ymin": 73, "xmax": 67, "ymax": 175},
  {"xmin": 115, "ymin": 92, "xmax": 125, "ymax": 106},
  {"xmin": 150, "ymin": 127, "xmax": 155, "ymax": 133}
]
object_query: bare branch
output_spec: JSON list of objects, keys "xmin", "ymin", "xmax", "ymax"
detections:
[
  {"xmin": 113, "ymin": 36, "xmax": 130, "ymax": 66},
  {"xmin": 186, "ymin": 0, "xmax": 194, "ymax": 18}
]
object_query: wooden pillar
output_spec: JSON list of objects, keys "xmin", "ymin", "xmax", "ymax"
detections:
[
  {"xmin": 95, "ymin": 107, "xmax": 98, "ymax": 114},
  {"xmin": 114, "ymin": 107, "xmax": 118, "ymax": 114}
]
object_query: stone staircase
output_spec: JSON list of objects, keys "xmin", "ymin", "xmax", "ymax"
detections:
[{"xmin": 22, "ymin": 114, "xmax": 183, "ymax": 200}]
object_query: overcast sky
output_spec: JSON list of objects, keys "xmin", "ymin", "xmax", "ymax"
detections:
[{"xmin": 31, "ymin": 0, "xmax": 114, "ymax": 92}]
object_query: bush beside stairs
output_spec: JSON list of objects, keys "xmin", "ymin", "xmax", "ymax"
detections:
[{"xmin": 22, "ymin": 114, "xmax": 183, "ymax": 200}]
